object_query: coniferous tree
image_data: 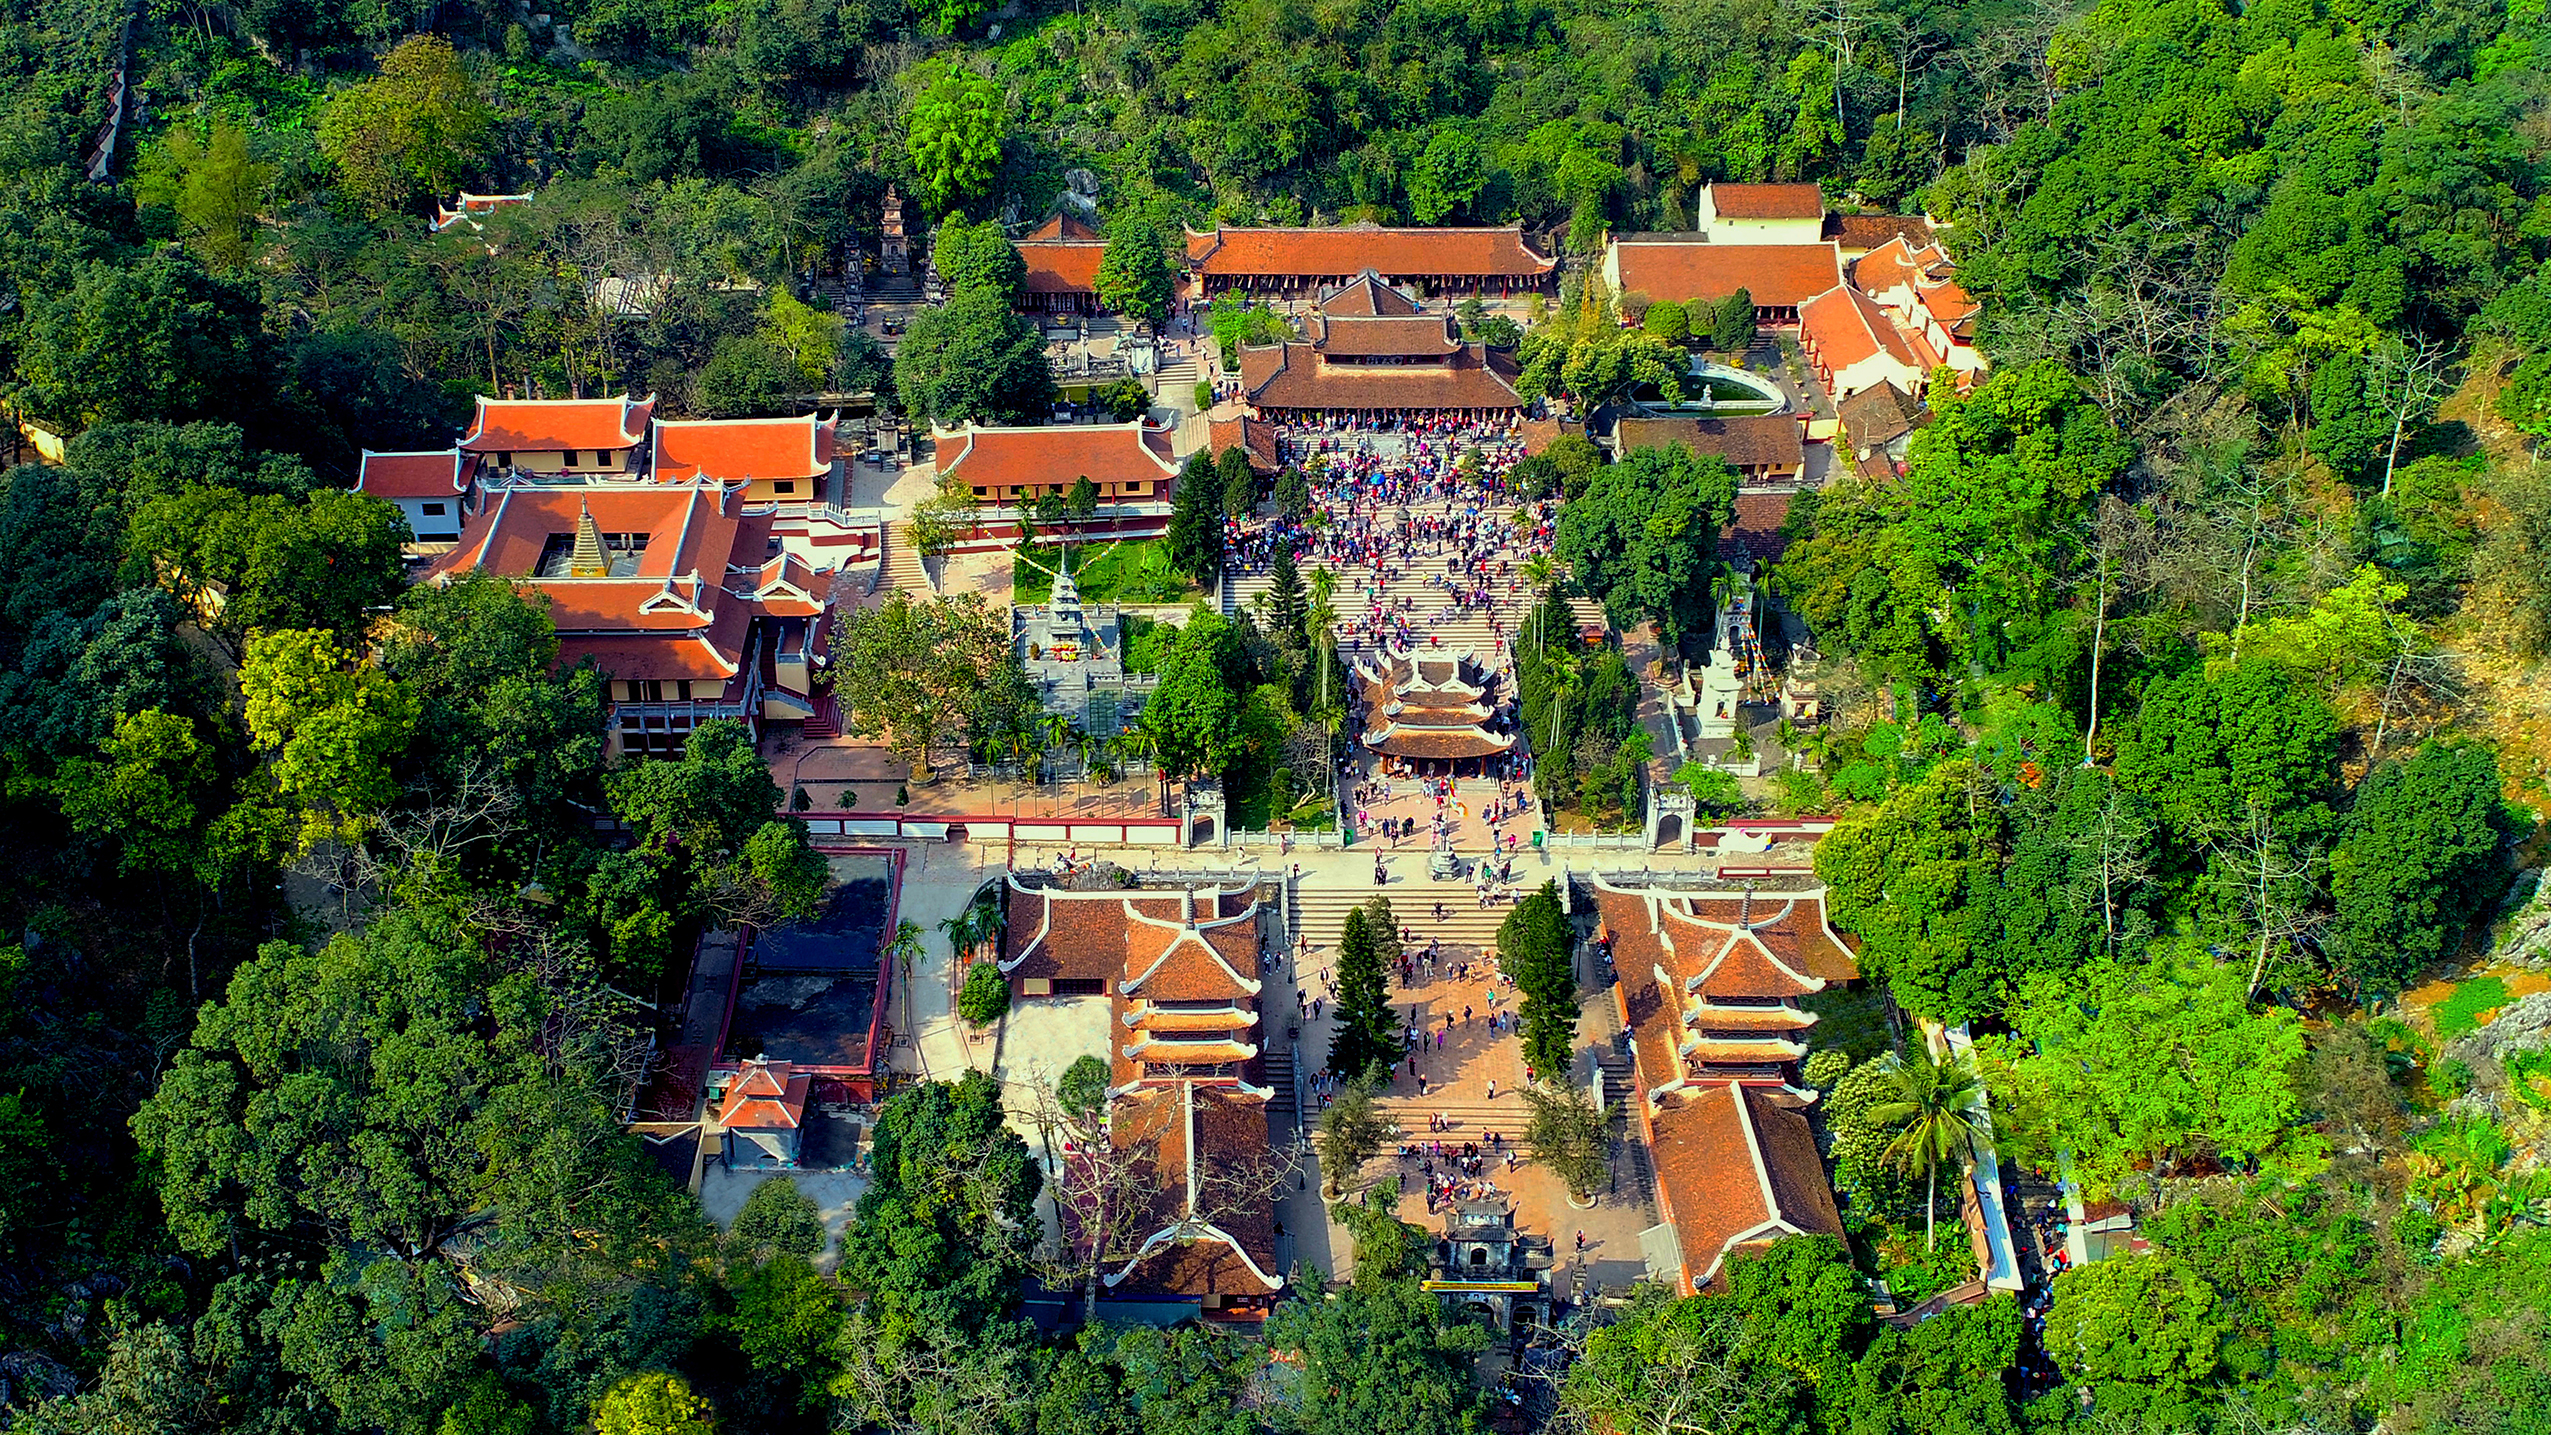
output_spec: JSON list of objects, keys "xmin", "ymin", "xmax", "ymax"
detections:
[
  {"xmin": 1165, "ymin": 452, "xmax": 1224, "ymax": 585},
  {"xmin": 1329, "ymin": 906, "xmax": 1396, "ymax": 1083},
  {"xmin": 1499, "ymin": 880, "xmax": 1578, "ymax": 1081},
  {"xmin": 1269, "ymin": 546, "xmax": 1309, "ymax": 646}
]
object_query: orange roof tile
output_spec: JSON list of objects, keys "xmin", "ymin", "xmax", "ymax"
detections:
[
  {"xmin": 1648, "ymin": 1082, "xmax": 1843, "ymax": 1288},
  {"xmin": 1706, "ymin": 183, "xmax": 1826, "ymax": 220},
  {"xmin": 1018, "ymin": 233, "xmax": 1106, "ymax": 295},
  {"xmin": 1240, "ymin": 342, "xmax": 1522, "ymax": 411},
  {"xmin": 1187, "ymin": 225, "xmax": 1555, "ymax": 280},
  {"xmin": 937, "ymin": 422, "xmax": 1180, "ymax": 492},
  {"xmin": 356, "ymin": 449, "xmax": 472, "ymax": 499},
  {"xmin": 716, "ymin": 1060, "xmax": 812, "ymax": 1129},
  {"xmin": 650, "ymin": 415, "xmax": 835, "ymax": 483},
  {"xmin": 1209, "ymin": 415, "xmax": 1281, "ymax": 474},
  {"xmin": 1025, "ymin": 214, "xmax": 1099, "ymax": 241},
  {"xmin": 1320, "ymin": 272, "xmax": 1423, "ymax": 316},
  {"xmin": 1611, "ymin": 241, "xmax": 1844, "ymax": 309},
  {"xmin": 1314, "ymin": 314, "xmax": 1461, "ymax": 357},
  {"xmin": 458, "ymin": 394, "xmax": 654, "ymax": 454},
  {"xmin": 1801, "ymin": 284, "xmax": 1919, "ymax": 372},
  {"xmin": 1825, "ymin": 213, "xmax": 1935, "ymax": 253},
  {"xmin": 1615, "ymin": 415, "xmax": 1804, "ymax": 471}
]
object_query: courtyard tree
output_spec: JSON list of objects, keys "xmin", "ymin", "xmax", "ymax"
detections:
[
  {"xmin": 1265, "ymin": 1268, "xmax": 1487, "ymax": 1435},
  {"xmin": 1712, "ymin": 289, "xmax": 1755, "ymax": 353},
  {"xmin": 1865, "ymin": 1043, "xmax": 1991, "ymax": 1252},
  {"xmin": 1142, "ymin": 612, "xmax": 1248, "ymax": 781},
  {"xmin": 1498, "ymin": 880, "xmax": 1577, "ymax": 1081},
  {"xmin": 1327, "ymin": 907, "xmax": 1397, "ymax": 1086},
  {"xmin": 1554, "ymin": 442, "xmax": 1737, "ymax": 651},
  {"xmin": 957, "ymin": 960, "xmax": 1010, "ymax": 1025},
  {"xmin": 831, "ymin": 590, "xmax": 1028, "ymax": 779},
  {"xmin": 1166, "ymin": 452, "xmax": 1225, "ymax": 585},
  {"xmin": 893, "ymin": 283, "xmax": 1055, "ymax": 427},
  {"xmin": 1094, "ymin": 220, "xmax": 1174, "ymax": 327},
  {"xmin": 1519, "ymin": 1079, "xmax": 1608, "ymax": 1203}
]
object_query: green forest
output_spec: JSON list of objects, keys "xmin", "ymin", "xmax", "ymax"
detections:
[{"xmin": 3, "ymin": 0, "xmax": 2551, "ymax": 1428}]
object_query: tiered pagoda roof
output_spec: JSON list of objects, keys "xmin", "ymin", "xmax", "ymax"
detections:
[{"xmin": 1353, "ymin": 650, "xmax": 1515, "ymax": 761}]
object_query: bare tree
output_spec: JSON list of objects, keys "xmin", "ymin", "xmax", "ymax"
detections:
[
  {"xmin": 2368, "ymin": 334, "xmax": 2457, "ymax": 498},
  {"xmin": 1542, "ymin": 1289, "xmax": 1794, "ymax": 1435},
  {"xmin": 2207, "ymin": 798, "xmax": 2329, "ymax": 1002},
  {"xmin": 2058, "ymin": 780, "xmax": 2156, "ymax": 959}
]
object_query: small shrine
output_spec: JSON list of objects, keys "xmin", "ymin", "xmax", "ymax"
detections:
[
  {"xmin": 1015, "ymin": 560, "xmax": 1141, "ymax": 736},
  {"xmin": 880, "ymin": 186, "xmax": 910, "ymax": 279},
  {"xmin": 1421, "ymin": 1198, "xmax": 1553, "ymax": 1332}
]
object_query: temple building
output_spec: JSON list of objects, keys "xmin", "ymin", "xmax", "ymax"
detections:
[
  {"xmin": 997, "ymin": 877, "xmax": 1284, "ymax": 1322},
  {"xmin": 457, "ymin": 394, "xmax": 656, "ymax": 478},
  {"xmin": 425, "ymin": 481, "xmax": 834, "ymax": 755},
  {"xmin": 1016, "ymin": 213, "xmax": 1107, "ymax": 313},
  {"xmin": 1237, "ymin": 273, "xmax": 1524, "ymax": 424},
  {"xmin": 1184, "ymin": 225, "xmax": 1555, "ymax": 299},
  {"xmin": 1612, "ymin": 414, "xmax": 1807, "ymax": 485},
  {"xmin": 1600, "ymin": 238, "xmax": 1846, "ymax": 325},
  {"xmin": 649, "ymin": 414, "xmax": 839, "ymax": 505},
  {"xmin": 429, "ymin": 190, "xmax": 532, "ymax": 236},
  {"xmin": 1596, "ymin": 876, "xmax": 1858, "ymax": 1294},
  {"xmin": 935, "ymin": 420, "xmax": 1181, "ymax": 505},
  {"xmin": 1851, "ymin": 236, "xmax": 1986, "ymax": 381},
  {"xmin": 1799, "ymin": 284, "xmax": 1928, "ymax": 399},
  {"xmin": 355, "ymin": 449, "xmax": 477, "ymax": 547},
  {"xmin": 1694, "ymin": 183, "xmax": 1828, "ymax": 245},
  {"xmin": 1353, "ymin": 649, "xmax": 1517, "ymax": 774}
]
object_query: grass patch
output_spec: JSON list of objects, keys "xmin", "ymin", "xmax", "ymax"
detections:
[
  {"xmin": 1806, "ymin": 984, "xmax": 1895, "ymax": 1063},
  {"xmin": 2435, "ymin": 976, "xmax": 2512, "ymax": 1038},
  {"xmin": 1013, "ymin": 538, "xmax": 1198, "ymax": 605}
]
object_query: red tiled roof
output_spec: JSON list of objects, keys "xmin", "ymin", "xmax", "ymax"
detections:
[
  {"xmin": 1240, "ymin": 342, "xmax": 1523, "ymax": 412},
  {"xmin": 1836, "ymin": 380, "xmax": 1927, "ymax": 451},
  {"xmin": 424, "ymin": 483, "xmax": 789, "ymax": 684},
  {"xmin": 1025, "ymin": 214, "xmax": 1099, "ymax": 241},
  {"xmin": 356, "ymin": 449, "xmax": 471, "ymax": 499},
  {"xmin": 1848, "ymin": 236, "xmax": 1936, "ymax": 299},
  {"xmin": 1314, "ymin": 314, "xmax": 1461, "ymax": 357},
  {"xmin": 650, "ymin": 415, "xmax": 835, "ymax": 483},
  {"xmin": 1826, "ymin": 213, "xmax": 1936, "ymax": 253},
  {"xmin": 1611, "ymin": 241, "xmax": 1844, "ymax": 309},
  {"xmin": 937, "ymin": 422, "xmax": 1180, "ymax": 492},
  {"xmin": 1648, "ymin": 1082, "xmax": 1844, "ymax": 1289},
  {"xmin": 1187, "ymin": 225, "xmax": 1555, "ymax": 280},
  {"xmin": 1706, "ymin": 183, "xmax": 1825, "ymax": 220},
  {"xmin": 1363, "ymin": 724, "xmax": 1517, "ymax": 760},
  {"xmin": 1724, "ymin": 490, "xmax": 1796, "ymax": 564},
  {"xmin": 1107, "ymin": 1083, "xmax": 1283, "ymax": 1302},
  {"xmin": 1018, "ymin": 222, "xmax": 1107, "ymax": 295},
  {"xmin": 716, "ymin": 1060, "xmax": 812, "ymax": 1130},
  {"xmin": 1615, "ymin": 415, "xmax": 1804, "ymax": 471},
  {"xmin": 1209, "ymin": 415, "xmax": 1282, "ymax": 474},
  {"xmin": 458, "ymin": 394, "xmax": 655, "ymax": 454},
  {"xmin": 1801, "ymin": 285, "xmax": 1919, "ymax": 373},
  {"xmin": 1321, "ymin": 272, "xmax": 1422, "ymax": 316}
]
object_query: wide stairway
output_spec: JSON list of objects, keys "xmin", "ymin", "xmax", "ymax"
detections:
[
  {"xmin": 1294, "ymin": 873, "xmax": 1524, "ymax": 958},
  {"xmin": 876, "ymin": 521, "xmax": 933, "ymax": 596}
]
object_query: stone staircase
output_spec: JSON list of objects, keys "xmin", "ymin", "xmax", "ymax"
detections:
[
  {"xmin": 1294, "ymin": 875, "xmax": 1521, "ymax": 958},
  {"xmin": 1262, "ymin": 1047, "xmax": 1300, "ymax": 1138},
  {"xmin": 876, "ymin": 521, "xmax": 934, "ymax": 596}
]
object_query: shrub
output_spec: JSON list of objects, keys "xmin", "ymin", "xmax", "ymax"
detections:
[
  {"xmin": 957, "ymin": 961, "xmax": 1009, "ymax": 1024},
  {"xmin": 1194, "ymin": 380, "xmax": 1213, "ymax": 410}
]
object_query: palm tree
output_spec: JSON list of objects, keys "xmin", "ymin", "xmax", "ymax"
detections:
[
  {"xmin": 1038, "ymin": 712, "xmax": 1078, "ymax": 783},
  {"xmin": 890, "ymin": 917, "xmax": 926, "ymax": 1038},
  {"xmin": 1868, "ymin": 1042, "xmax": 1993, "ymax": 1253},
  {"xmin": 1521, "ymin": 554, "xmax": 1556, "ymax": 661}
]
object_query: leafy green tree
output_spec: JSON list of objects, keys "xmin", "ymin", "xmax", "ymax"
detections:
[
  {"xmin": 831, "ymin": 590, "xmax": 1027, "ymax": 778},
  {"xmin": 1814, "ymin": 760, "xmax": 2005, "ymax": 1021},
  {"xmin": 1094, "ymin": 220, "xmax": 1174, "ymax": 327},
  {"xmin": 1142, "ymin": 612, "xmax": 1247, "ymax": 780},
  {"xmin": 1498, "ymin": 881, "xmax": 1576, "ymax": 1081},
  {"xmin": 1865, "ymin": 1045, "xmax": 1991, "ymax": 1252},
  {"xmin": 1408, "ymin": 127, "xmax": 1488, "ymax": 223},
  {"xmin": 1722, "ymin": 1236, "xmax": 1874, "ymax": 1394},
  {"xmin": 11, "ymin": 253, "xmax": 279, "ymax": 430},
  {"xmin": 1553, "ymin": 442, "xmax": 1736, "ymax": 650},
  {"xmin": 1316, "ymin": 1077, "xmax": 1390, "ymax": 1197},
  {"xmin": 932, "ymin": 215, "xmax": 1027, "ymax": 302},
  {"xmin": 1643, "ymin": 299, "xmax": 1689, "ymax": 344},
  {"xmin": 1518, "ymin": 1080, "xmax": 1606, "ymax": 1201},
  {"xmin": 692, "ymin": 334, "xmax": 798, "ymax": 417},
  {"xmin": 592, "ymin": 1372, "xmax": 715, "ymax": 1435},
  {"xmin": 1328, "ymin": 906, "xmax": 1397, "ymax": 1085},
  {"xmin": 2112, "ymin": 659, "xmax": 2340, "ymax": 852},
  {"xmin": 1843, "ymin": 1296, "xmax": 2020, "ymax": 1435},
  {"xmin": 839, "ymin": 1071, "xmax": 1040, "ymax": 1341},
  {"xmin": 1712, "ymin": 289, "xmax": 1755, "ymax": 352},
  {"xmin": 1562, "ymin": 1284, "xmax": 1801, "ymax": 1435},
  {"xmin": 2042, "ymin": 1253, "xmax": 2229, "ymax": 1411},
  {"xmin": 1266, "ymin": 1273, "xmax": 1487, "ymax": 1435},
  {"xmin": 2328, "ymin": 741, "xmax": 2510, "ymax": 995},
  {"xmin": 134, "ymin": 119, "xmax": 273, "ymax": 272},
  {"xmin": 240, "ymin": 627, "xmax": 422, "ymax": 853},
  {"xmin": 1978, "ymin": 952, "xmax": 2323, "ymax": 1198},
  {"xmin": 316, "ymin": 35, "xmax": 492, "ymax": 216},
  {"xmin": 380, "ymin": 575, "xmax": 608, "ymax": 825},
  {"xmin": 957, "ymin": 961, "xmax": 1010, "ymax": 1024},
  {"xmin": 129, "ymin": 484, "xmax": 407, "ymax": 647},
  {"xmin": 1097, "ymin": 376, "xmax": 1152, "ymax": 423},
  {"xmin": 1218, "ymin": 444, "xmax": 1258, "ymax": 519},
  {"xmin": 1166, "ymin": 453, "xmax": 1224, "ymax": 584},
  {"xmin": 893, "ymin": 284, "xmax": 1055, "ymax": 426},
  {"xmin": 729, "ymin": 1176, "xmax": 827, "ymax": 1260},
  {"xmin": 906, "ymin": 71, "xmax": 1004, "ymax": 214}
]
